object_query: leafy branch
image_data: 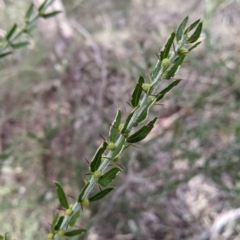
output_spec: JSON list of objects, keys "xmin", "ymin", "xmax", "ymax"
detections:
[
  {"xmin": 0, "ymin": 0, "xmax": 61, "ymax": 58},
  {"xmin": 48, "ymin": 16, "xmax": 203, "ymax": 239}
]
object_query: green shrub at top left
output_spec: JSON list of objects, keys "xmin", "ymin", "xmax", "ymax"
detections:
[{"xmin": 0, "ymin": 0, "xmax": 61, "ymax": 58}]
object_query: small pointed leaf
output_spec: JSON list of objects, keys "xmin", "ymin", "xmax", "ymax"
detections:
[
  {"xmin": 155, "ymin": 79, "xmax": 181, "ymax": 102},
  {"xmin": 69, "ymin": 211, "xmax": 80, "ymax": 227},
  {"xmin": 131, "ymin": 76, "xmax": 144, "ymax": 107},
  {"xmin": 151, "ymin": 60, "xmax": 161, "ymax": 82},
  {"xmin": 160, "ymin": 31, "xmax": 175, "ymax": 60},
  {"xmin": 54, "ymin": 216, "xmax": 64, "ymax": 230},
  {"xmin": 25, "ymin": 3, "xmax": 34, "ymax": 18},
  {"xmin": 11, "ymin": 41, "xmax": 29, "ymax": 49},
  {"xmin": 184, "ymin": 19, "xmax": 201, "ymax": 34},
  {"xmin": 176, "ymin": 16, "xmax": 189, "ymax": 42},
  {"xmin": 40, "ymin": 11, "xmax": 62, "ymax": 19},
  {"xmin": 6, "ymin": 24, "xmax": 17, "ymax": 41},
  {"xmin": 45, "ymin": 0, "xmax": 56, "ymax": 9},
  {"xmin": 23, "ymin": 26, "xmax": 36, "ymax": 34},
  {"xmin": 187, "ymin": 22, "xmax": 202, "ymax": 43},
  {"xmin": 78, "ymin": 182, "xmax": 90, "ymax": 202},
  {"xmin": 89, "ymin": 188, "xmax": 114, "ymax": 202},
  {"xmin": 51, "ymin": 213, "xmax": 59, "ymax": 233},
  {"xmin": 127, "ymin": 117, "xmax": 157, "ymax": 143},
  {"xmin": 65, "ymin": 229, "xmax": 87, "ymax": 237},
  {"xmin": 109, "ymin": 109, "xmax": 121, "ymax": 142},
  {"xmin": 90, "ymin": 141, "xmax": 108, "ymax": 172},
  {"xmin": 164, "ymin": 55, "xmax": 185, "ymax": 79},
  {"xmin": 85, "ymin": 174, "xmax": 92, "ymax": 182},
  {"xmin": 137, "ymin": 100, "xmax": 155, "ymax": 123},
  {"xmin": 111, "ymin": 144, "xmax": 124, "ymax": 159},
  {"xmin": 38, "ymin": 0, "xmax": 48, "ymax": 11},
  {"xmin": 188, "ymin": 41, "xmax": 201, "ymax": 52},
  {"xmin": 121, "ymin": 108, "xmax": 136, "ymax": 134},
  {"xmin": 54, "ymin": 181, "xmax": 69, "ymax": 209},
  {"xmin": 0, "ymin": 52, "xmax": 12, "ymax": 58},
  {"xmin": 98, "ymin": 167, "xmax": 121, "ymax": 187}
]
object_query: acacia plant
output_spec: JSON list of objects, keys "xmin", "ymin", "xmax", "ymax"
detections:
[
  {"xmin": 47, "ymin": 17, "xmax": 203, "ymax": 239},
  {"xmin": 0, "ymin": 1, "xmax": 203, "ymax": 239}
]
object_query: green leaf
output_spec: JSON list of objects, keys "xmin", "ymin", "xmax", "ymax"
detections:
[
  {"xmin": 188, "ymin": 41, "xmax": 201, "ymax": 52},
  {"xmin": 54, "ymin": 181, "xmax": 69, "ymax": 209},
  {"xmin": 85, "ymin": 174, "xmax": 92, "ymax": 182},
  {"xmin": 6, "ymin": 24, "xmax": 17, "ymax": 41},
  {"xmin": 69, "ymin": 211, "xmax": 80, "ymax": 227},
  {"xmin": 25, "ymin": 3, "xmax": 34, "ymax": 19},
  {"xmin": 121, "ymin": 108, "xmax": 136, "ymax": 134},
  {"xmin": 23, "ymin": 26, "xmax": 36, "ymax": 34},
  {"xmin": 11, "ymin": 41, "xmax": 29, "ymax": 49},
  {"xmin": 176, "ymin": 16, "xmax": 189, "ymax": 42},
  {"xmin": 98, "ymin": 167, "xmax": 121, "ymax": 187},
  {"xmin": 151, "ymin": 60, "xmax": 161, "ymax": 81},
  {"xmin": 51, "ymin": 213, "xmax": 59, "ymax": 233},
  {"xmin": 0, "ymin": 52, "xmax": 12, "ymax": 58},
  {"xmin": 0, "ymin": 235, "xmax": 3, "ymax": 240},
  {"xmin": 155, "ymin": 79, "xmax": 181, "ymax": 102},
  {"xmin": 164, "ymin": 55, "xmax": 185, "ymax": 79},
  {"xmin": 184, "ymin": 19, "xmax": 201, "ymax": 34},
  {"xmin": 90, "ymin": 141, "xmax": 108, "ymax": 172},
  {"xmin": 127, "ymin": 117, "xmax": 157, "ymax": 143},
  {"xmin": 187, "ymin": 22, "xmax": 202, "ymax": 43},
  {"xmin": 160, "ymin": 31, "xmax": 175, "ymax": 60},
  {"xmin": 40, "ymin": 11, "xmax": 62, "ymax": 19},
  {"xmin": 89, "ymin": 188, "xmax": 114, "ymax": 202},
  {"xmin": 78, "ymin": 182, "xmax": 90, "ymax": 202},
  {"xmin": 111, "ymin": 144, "xmax": 124, "ymax": 159},
  {"xmin": 131, "ymin": 76, "xmax": 144, "ymax": 107},
  {"xmin": 109, "ymin": 109, "xmax": 121, "ymax": 142},
  {"xmin": 44, "ymin": 0, "xmax": 57, "ymax": 9},
  {"xmin": 137, "ymin": 100, "xmax": 155, "ymax": 123},
  {"xmin": 65, "ymin": 229, "xmax": 87, "ymax": 237},
  {"xmin": 38, "ymin": 0, "xmax": 48, "ymax": 11},
  {"xmin": 54, "ymin": 216, "xmax": 64, "ymax": 230}
]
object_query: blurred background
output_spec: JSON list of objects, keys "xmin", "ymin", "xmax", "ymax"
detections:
[{"xmin": 0, "ymin": 0, "xmax": 240, "ymax": 239}]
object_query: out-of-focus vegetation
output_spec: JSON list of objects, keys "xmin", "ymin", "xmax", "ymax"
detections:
[{"xmin": 0, "ymin": 0, "xmax": 240, "ymax": 239}]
